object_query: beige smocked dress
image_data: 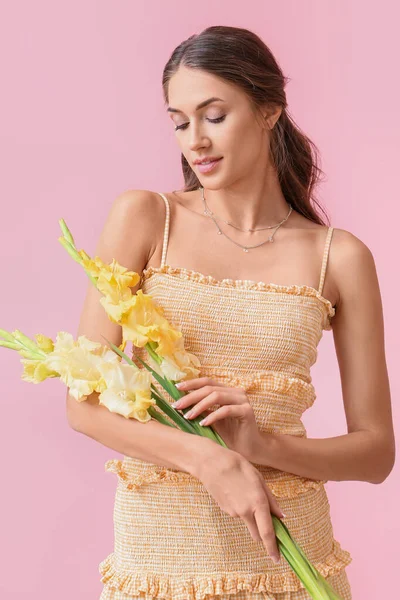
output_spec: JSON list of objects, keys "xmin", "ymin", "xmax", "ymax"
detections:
[{"xmin": 98, "ymin": 192, "xmax": 353, "ymax": 600}]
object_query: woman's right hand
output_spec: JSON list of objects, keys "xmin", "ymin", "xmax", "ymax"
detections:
[{"xmin": 195, "ymin": 446, "xmax": 284, "ymax": 564}]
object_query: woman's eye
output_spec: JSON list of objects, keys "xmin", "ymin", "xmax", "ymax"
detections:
[{"xmin": 174, "ymin": 115, "xmax": 226, "ymax": 131}]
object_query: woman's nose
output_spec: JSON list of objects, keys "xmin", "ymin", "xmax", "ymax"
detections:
[{"xmin": 188, "ymin": 125, "xmax": 209, "ymax": 151}]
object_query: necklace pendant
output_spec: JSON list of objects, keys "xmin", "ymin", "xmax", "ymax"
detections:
[
  {"xmin": 243, "ymin": 248, "xmax": 249, "ymax": 252},
  {"xmin": 217, "ymin": 230, "xmax": 222, "ymax": 235},
  {"xmin": 269, "ymin": 236, "xmax": 274, "ymax": 242}
]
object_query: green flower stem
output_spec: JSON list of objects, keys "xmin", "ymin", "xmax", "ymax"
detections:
[
  {"xmin": 58, "ymin": 231, "xmax": 97, "ymax": 287},
  {"xmin": 278, "ymin": 520, "xmax": 342, "ymax": 598},
  {"xmin": 279, "ymin": 542, "xmax": 325, "ymax": 599}
]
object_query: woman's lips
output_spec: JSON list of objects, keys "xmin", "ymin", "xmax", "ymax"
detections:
[{"xmin": 196, "ymin": 157, "xmax": 223, "ymax": 174}]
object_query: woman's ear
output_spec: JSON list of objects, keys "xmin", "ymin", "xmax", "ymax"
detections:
[{"xmin": 264, "ymin": 105, "xmax": 283, "ymax": 130}]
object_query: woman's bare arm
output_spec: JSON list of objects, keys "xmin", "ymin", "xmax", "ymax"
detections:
[
  {"xmin": 68, "ymin": 389, "xmax": 217, "ymax": 474},
  {"xmin": 250, "ymin": 230, "xmax": 396, "ymax": 484},
  {"xmin": 66, "ymin": 189, "xmax": 220, "ymax": 476}
]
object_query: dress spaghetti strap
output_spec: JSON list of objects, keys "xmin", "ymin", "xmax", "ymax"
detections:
[
  {"xmin": 154, "ymin": 192, "xmax": 170, "ymax": 268},
  {"xmin": 152, "ymin": 196, "xmax": 334, "ymax": 299},
  {"xmin": 318, "ymin": 226, "xmax": 334, "ymax": 296}
]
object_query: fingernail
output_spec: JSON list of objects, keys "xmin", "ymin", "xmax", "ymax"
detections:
[
  {"xmin": 176, "ymin": 382, "xmax": 185, "ymax": 389},
  {"xmin": 184, "ymin": 410, "xmax": 194, "ymax": 419},
  {"xmin": 273, "ymin": 555, "xmax": 280, "ymax": 564},
  {"xmin": 171, "ymin": 401, "xmax": 182, "ymax": 408},
  {"xmin": 281, "ymin": 513, "xmax": 287, "ymax": 519}
]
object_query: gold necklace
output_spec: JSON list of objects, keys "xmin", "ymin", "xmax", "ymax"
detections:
[{"xmin": 200, "ymin": 186, "xmax": 293, "ymax": 252}]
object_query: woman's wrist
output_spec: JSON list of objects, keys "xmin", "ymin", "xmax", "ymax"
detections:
[
  {"xmin": 248, "ymin": 430, "xmax": 275, "ymax": 465},
  {"xmin": 183, "ymin": 436, "xmax": 234, "ymax": 478}
]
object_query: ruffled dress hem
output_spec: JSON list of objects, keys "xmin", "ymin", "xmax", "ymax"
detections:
[
  {"xmin": 104, "ymin": 459, "xmax": 328, "ymax": 499},
  {"xmin": 99, "ymin": 539, "xmax": 352, "ymax": 598}
]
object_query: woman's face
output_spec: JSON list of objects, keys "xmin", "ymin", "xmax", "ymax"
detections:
[{"xmin": 167, "ymin": 66, "xmax": 277, "ymax": 189}]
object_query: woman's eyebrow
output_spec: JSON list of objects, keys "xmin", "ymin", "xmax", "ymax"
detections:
[{"xmin": 167, "ymin": 97, "xmax": 225, "ymax": 114}]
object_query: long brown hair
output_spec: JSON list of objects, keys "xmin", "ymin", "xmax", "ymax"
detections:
[{"xmin": 162, "ymin": 25, "xmax": 330, "ymax": 226}]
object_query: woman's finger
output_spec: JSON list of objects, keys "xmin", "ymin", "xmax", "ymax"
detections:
[
  {"xmin": 176, "ymin": 377, "xmax": 224, "ymax": 391},
  {"xmin": 253, "ymin": 502, "xmax": 281, "ymax": 563},
  {"xmin": 199, "ymin": 404, "xmax": 246, "ymax": 426},
  {"xmin": 262, "ymin": 483, "xmax": 285, "ymax": 520},
  {"xmin": 176, "ymin": 389, "xmax": 243, "ymax": 419},
  {"xmin": 175, "ymin": 387, "xmax": 247, "ymax": 414},
  {"xmin": 255, "ymin": 471, "xmax": 285, "ymax": 520},
  {"xmin": 241, "ymin": 512, "xmax": 262, "ymax": 543}
]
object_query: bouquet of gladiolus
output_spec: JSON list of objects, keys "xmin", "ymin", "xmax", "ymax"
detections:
[{"xmin": 0, "ymin": 219, "xmax": 344, "ymax": 600}]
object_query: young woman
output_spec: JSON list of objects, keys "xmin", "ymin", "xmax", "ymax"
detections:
[{"xmin": 67, "ymin": 26, "xmax": 395, "ymax": 600}]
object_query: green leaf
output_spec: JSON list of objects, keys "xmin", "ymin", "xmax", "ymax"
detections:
[
  {"xmin": 147, "ymin": 406, "xmax": 177, "ymax": 428},
  {"xmin": 153, "ymin": 391, "xmax": 199, "ymax": 434},
  {"xmin": 102, "ymin": 337, "xmax": 140, "ymax": 370},
  {"xmin": 134, "ymin": 353, "xmax": 176, "ymax": 396},
  {"xmin": 272, "ymin": 517, "xmax": 341, "ymax": 599}
]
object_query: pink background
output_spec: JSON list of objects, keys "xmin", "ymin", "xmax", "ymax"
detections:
[{"xmin": 0, "ymin": 2, "xmax": 398, "ymax": 598}]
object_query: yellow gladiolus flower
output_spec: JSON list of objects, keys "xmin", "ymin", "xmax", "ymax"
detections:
[
  {"xmin": 0, "ymin": 328, "xmax": 57, "ymax": 382},
  {"xmin": 147, "ymin": 337, "xmax": 201, "ymax": 381},
  {"xmin": 118, "ymin": 290, "xmax": 182, "ymax": 354},
  {"xmin": 96, "ymin": 361, "xmax": 155, "ymax": 422},
  {"xmin": 34, "ymin": 334, "xmax": 54, "ymax": 353},
  {"xmin": 20, "ymin": 358, "xmax": 59, "ymax": 383},
  {"xmin": 100, "ymin": 294, "xmax": 134, "ymax": 325},
  {"xmin": 77, "ymin": 255, "xmax": 141, "ymax": 324},
  {"xmin": 44, "ymin": 332, "xmax": 120, "ymax": 401},
  {"xmin": 80, "ymin": 255, "xmax": 140, "ymax": 298},
  {"xmin": 162, "ymin": 348, "xmax": 202, "ymax": 381}
]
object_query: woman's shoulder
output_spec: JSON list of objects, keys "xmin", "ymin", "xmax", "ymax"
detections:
[
  {"xmin": 111, "ymin": 188, "xmax": 172, "ymax": 223},
  {"xmin": 112, "ymin": 188, "xmax": 202, "ymax": 233},
  {"xmin": 108, "ymin": 189, "xmax": 171, "ymax": 259},
  {"xmin": 329, "ymin": 227, "xmax": 374, "ymax": 261},
  {"xmin": 329, "ymin": 228, "xmax": 376, "ymax": 287}
]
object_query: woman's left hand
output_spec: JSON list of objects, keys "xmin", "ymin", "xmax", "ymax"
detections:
[{"xmin": 172, "ymin": 377, "xmax": 262, "ymax": 461}]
